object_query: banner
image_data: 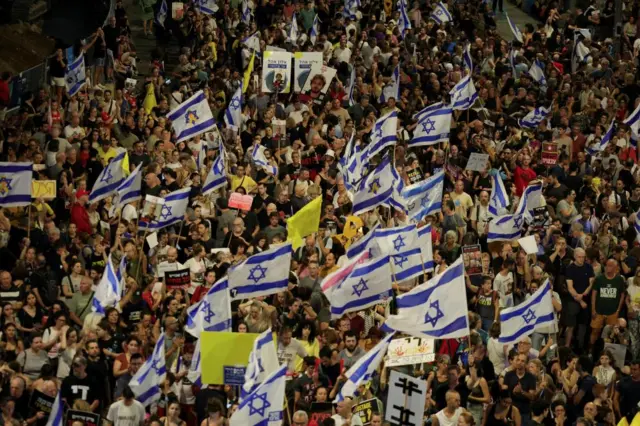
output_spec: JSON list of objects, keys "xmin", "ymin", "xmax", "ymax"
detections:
[
  {"xmin": 229, "ymin": 192, "xmax": 253, "ymax": 210},
  {"xmin": 301, "ymin": 64, "xmax": 337, "ymax": 98},
  {"xmin": 67, "ymin": 410, "xmax": 100, "ymax": 426},
  {"xmin": 541, "ymin": 142, "xmax": 559, "ymax": 165},
  {"xmin": 462, "ymin": 245, "xmax": 482, "ymax": 275},
  {"xmin": 32, "ymin": 180, "xmax": 56, "ymax": 199},
  {"xmin": 353, "ymin": 398, "xmax": 383, "ymax": 425},
  {"xmin": 165, "ymin": 268, "xmax": 191, "ymax": 289},
  {"xmin": 310, "ymin": 402, "xmax": 333, "ymax": 424},
  {"xmin": 386, "ymin": 336, "xmax": 435, "ymax": 367},
  {"xmin": 262, "ymin": 51, "xmax": 292, "ymax": 94},
  {"xmin": 294, "ymin": 52, "xmax": 323, "ymax": 92},
  {"xmin": 201, "ymin": 331, "xmax": 274, "ymax": 384}
]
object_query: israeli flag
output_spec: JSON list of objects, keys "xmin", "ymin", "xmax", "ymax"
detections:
[
  {"xmin": 114, "ymin": 163, "xmax": 142, "ymax": 211},
  {"xmin": 228, "ymin": 243, "xmax": 293, "ymax": 300},
  {"xmin": 243, "ymin": 32, "xmax": 261, "ymax": 51},
  {"xmin": 381, "ymin": 257, "xmax": 470, "ymax": 338},
  {"xmin": 230, "ymin": 365, "xmax": 287, "ymax": 426},
  {"xmin": 156, "ymin": 0, "xmax": 168, "ymax": 27},
  {"xmin": 518, "ymin": 105, "xmax": 550, "ymax": 129},
  {"xmin": 430, "ymin": 2, "xmax": 452, "ymax": 24},
  {"xmin": 0, "ymin": 162, "xmax": 32, "ymax": 207},
  {"xmin": 387, "ymin": 177, "xmax": 407, "ymax": 213},
  {"xmin": 242, "ymin": 329, "xmax": 280, "ymax": 400},
  {"xmin": 506, "ymin": 12, "xmax": 523, "ymax": 43},
  {"xmin": 186, "ymin": 338, "xmax": 202, "ymax": 387},
  {"xmin": 487, "ymin": 214, "xmax": 524, "ymax": 243},
  {"xmin": 198, "ymin": 0, "xmax": 218, "ymax": 14},
  {"xmin": 379, "ymin": 64, "xmax": 400, "ymax": 104},
  {"xmin": 463, "ymin": 44, "xmax": 473, "ymax": 72},
  {"xmin": 185, "ymin": 277, "xmax": 232, "ymax": 338},
  {"xmin": 329, "ymin": 255, "xmax": 394, "ymax": 318},
  {"xmin": 488, "ymin": 173, "xmax": 509, "ymax": 216},
  {"xmin": 635, "ymin": 208, "xmax": 640, "ymax": 243},
  {"xmin": 334, "ymin": 331, "xmax": 395, "ymax": 402},
  {"xmin": 224, "ymin": 83, "xmax": 243, "ymax": 131},
  {"xmin": 92, "ymin": 254, "xmax": 122, "ymax": 314},
  {"xmin": 139, "ymin": 187, "xmax": 191, "ymax": 231},
  {"xmin": 289, "ymin": 13, "xmax": 299, "ymax": 44},
  {"xmin": 417, "ymin": 224, "xmax": 434, "ymax": 272},
  {"xmin": 347, "ymin": 64, "xmax": 356, "ymax": 106},
  {"xmin": 409, "ymin": 104, "xmax": 452, "ymax": 147},
  {"xmin": 509, "ymin": 49, "xmax": 518, "ymax": 77},
  {"xmin": 375, "ymin": 225, "xmax": 424, "ymax": 282},
  {"xmin": 167, "ymin": 90, "xmax": 216, "ymax": 143},
  {"xmin": 352, "ymin": 156, "xmax": 398, "ymax": 216},
  {"xmin": 203, "ymin": 146, "xmax": 227, "ymax": 195},
  {"xmin": 344, "ymin": 0, "xmax": 359, "ymax": 18},
  {"xmin": 499, "ymin": 279, "xmax": 555, "ymax": 344},
  {"xmin": 363, "ymin": 110, "xmax": 398, "ymax": 159},
  {"xmin": 343, "ymin": 145, "xmax": 365, "ymax": 191},
  {"xmin": 196, "ymin": 141, "xmax": 207, "ymax": 171},
  {"xmin": 587, "ymin": 121, "xmax": 614, "ymax": 156},
  {"xmin": 65, "ymin": 54, "xmax": 86, "ymax": 97},
  {"xmin": 346, "ymin": 224, "xmax": 380, "ymax": 259},
  {"xmin": 624, "ymin": 100, "xmax": 640, "ymax": 136},
  {"xmin": 310, "ymin": 15, "xmax": 320, "ymax": 44},
  {"xmin": 514, "ymin": 181, "xmax": 544, "ymax": 220},
  {"xmin": 89, "ymin": 151, "xmax": 127, "ymax": 203},
  {"xmin": 252, "ymin": 144, "xmax": 278, "ymax": 176},
  {"xmin": 397, "ymin": 0, "xmax": 411, "ymax": 38},
  {"xmin": 450, "ymin": 75, "xmax": 478, "ymax": 110},
  {"xmin": 529, "ymin": 60, "xmax": 546, "ymax": 86},
  {"xmin": 130, "ymin": 333, "xmax": 167, "ymax": 406},
  {"xmin": 572, "ymin": 35, "xmax": 590, "ymax": 73},
  {"xmin": 414, "ymin": 101, "xmax": 447, "ymax": 122},
  {"xmin": 322, "ymin": 251, "xmax": 370, "ymax": 298},
  {"xmin": 45, "ymin": 391, "xmax": 63, "ymax": 426},
  {"xmin": 242, "ymin": 0, "xmax": 251, "ymax": 24},
  {"xmin": 402, "ymin": 171, "xmax": 445, "ymax": 220}
]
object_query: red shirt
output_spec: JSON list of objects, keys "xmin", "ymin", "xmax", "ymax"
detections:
[
  {"xmin": 70, "ymin": 203, "xmax": 92, "ymax": 234},
  {"xmin": 514, "ymin": 166, "xmax": 537, "ymax": 196}
]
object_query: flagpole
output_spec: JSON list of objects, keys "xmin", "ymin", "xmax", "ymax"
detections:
[
  {"xmin": 283, "ymin": 397, "xmax": 293, "ymax": 425},
  {"xmin": 173, "ymin": 221, "xmax": 185, "ymax": 248}
]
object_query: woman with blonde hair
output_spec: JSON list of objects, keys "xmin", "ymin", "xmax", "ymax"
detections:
[{"xmin": 240, "ymin": 300, "xmax": 274, "ymax": 333}]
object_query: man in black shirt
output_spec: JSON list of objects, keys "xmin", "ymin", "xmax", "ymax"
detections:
[
  {"xmin": 615, "ymin": 360, "xmax": 640, "ymax": 421},
  {"xmin": 502, "ymin": 354, "xmax": 537, "ymax": 424},
  {"xmin": 61, "ymin": 356, "xmax": 100, "ymax": 411}
]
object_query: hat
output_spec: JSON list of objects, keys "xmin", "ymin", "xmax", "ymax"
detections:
[
  {"xmin": 76, "ymin": 190, "xmax": 90, "ymax": 198},
  {"xmin": 325, "ymin": 149, "xmax": 335, "ymax": 158}
]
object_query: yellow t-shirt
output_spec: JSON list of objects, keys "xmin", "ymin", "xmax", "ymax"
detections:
[
  {"xmin": 97, "ymin": 146, "xmax": 118, "ymax": 166},
  {"xmin": 450, "ymin": 191, "xmax": 474, "ymax": 221},
  {"xmin": 230, "ymin": 174, "xmax": 257, "ymax": 193},
  {"xmin": 295, "ymin": 338, "xmax": 320, "ymax": 372}
]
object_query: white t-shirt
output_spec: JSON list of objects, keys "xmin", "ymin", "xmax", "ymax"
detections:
[
  {"xmin": 493, "ymin": 272, "xmax": 514, "ymax": 308},
  {"xmin": 106, "ymin": 399, "xmax": 146, "ymax": 426},
  {"xmin": 122, "ymin": 204, "xmax": 138, "ymax": 222},
  {"xmin": 183, "ymin": 257, "xmax": 210, "ymax": 295},
  {"xmin": 156, "ymin": 260, "xmax": 184, "ymax": 278}
]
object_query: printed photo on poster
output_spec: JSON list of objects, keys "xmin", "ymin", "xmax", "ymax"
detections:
[
  {"xmin": 462, "ymin": 244, "xmax": 483, "ymax": 275},
  {"xmin": 301, "ymin": 64, "xmax": 337, "ymax": 100},
  {"xmin": 294, "ymin": 52, "xmax": 323, "ymax": 92},
  {"xmin": 262, "ymin": 51, "xmax": 292, "ymax": 94}
]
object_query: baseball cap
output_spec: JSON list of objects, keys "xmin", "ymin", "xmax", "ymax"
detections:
[{"xmin": 76, "ymin": 190, "xmax": 90, "ymax": 198}]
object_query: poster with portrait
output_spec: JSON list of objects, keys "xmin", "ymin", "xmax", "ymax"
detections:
[
  {"xmin": 301, "ymin": 63, "xmax": 337, "ymax": 99},
  {"xmin": 262, "ymin": 51, "xmax": 292, "ymax": 94},
  {"xmin": 293, "ymin": 52, "xmax": 323, "ymax": 92},
  {"xmin": 463, "ymin": 245, "xmax": 483, "ymax": 275}
]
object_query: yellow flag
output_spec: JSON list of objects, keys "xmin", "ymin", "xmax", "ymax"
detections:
[
  {"xmin": 619, "ymin": 416, "xmax": 631, "ymax": 426},
  {"xmin": 287, "ymin": 196, "xmax": 323, "ymax": 249},
  {"xmin": 121, "ymin": 152, "xmax": 130, "ymax": 176},
  {"xmin": 629, "ymin": 413, "xmax": 640, "ymax": 426},
  {"xmin": 243, "ymin": 51, "xmax": 255, "ymax": 94},
  {"xmin": 143, "ymin": 83, "xmax": 157, "ymax": 115}
]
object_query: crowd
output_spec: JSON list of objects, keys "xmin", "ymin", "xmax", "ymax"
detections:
[{"xmin": 3, "ymin": 0, "xmax": 640, "ymax": 425}]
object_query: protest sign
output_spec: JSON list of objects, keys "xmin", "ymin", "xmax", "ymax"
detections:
[
  {"xmin": 165, "ymin": 268, "xmax": 191, "ymax": 289},
  {"xmin": 29, "ymin": 389, "xmax": 55, "ymax": 419},
  {"xmin": 262, "ymin": 51, "xmax": 292, "ymax": 93},
  {"xmin": 32, "ymin": 180, "xmax": 56, "ymax": 198},
  {"xmin": 310, "ymin": 402, "xmax": 333, "ymax": 424},
  {"xmin": 385, "ymin": 371, "xmax": 427, "ymax": 426},
  {"xmin": 465, "ymin": 153, "xmax": 489, "ymax": 172},
  {"xmin": 353, "ymin": 398, "xmax": 383, "ymax": 425},
  {"xmin": 462, "ymin": 245, "xmax": 482, "ymax": 275},
  {"xmin": 294, "ymin": 52, "xmax": 323, "ymax": 92},
  {"xmin": 386, "ymin": 336, "xmax": 435, "ymax": 367},
  {"xmin": 229, "ymin": 192, "xmax": 253, "ymax": 210},
  {"xmin": 67, "ymin": 410, "xmax": 100, "ymax": 426},
  {"xmin": 541, "ymin": 142, "xmax": 559, "ymax": 165}
]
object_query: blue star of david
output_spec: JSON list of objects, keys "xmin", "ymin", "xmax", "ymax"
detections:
[
  {"xmin": 393, "ymin": 254, "xmax": 408, "ymax": 268},
  {"xmin": 151, "ymin": 358, "xmax": 163, "ymax": 374},
  {"xmin": 248, "ymin": 392, "xmax": 271, "ymax": 417},
  {"xmin": 100, "ymin": 167, "xmax": 113, "ymax": 184},
  {"xmin": 0, "ymin": 177, "xmax": 13, "ymax": 196},
  {"xmin": 369, "ymin": 178, "xmax": 381, "ymax": 194},
  {"xmin": 436, "ymin": 8, "xmax": 443, "ymax": 15},
  {"xmin": 248, "ymin": 265, "xmax": 268, "ymax": 283},
  {"xmin": 421, "ymin": 118, "xmax": 436, "ymax": 134},
  {"xmin": 374, "ymin": 126, "xmax": 383, "ymax": 139},
  {"xmin": 408, "ymin": 201, "xmax": 416, "ymax": 211},
  {"xmin": 202, "ymin": 301, "xmax": 215, "ymax": 322},
  {"xmin": 393, "ymin": 235, "xmax": 406, "ymax": 251},
  {"xmin": 352, "ymin": 278, "xmax": 369, "ymax": 297},
  {"xmin": 420, "ymin": 194, "xmax": 431, "ymax": 208},
  {"xmin": 230, "ymin": 98, "xmax": 241, "ymax": 110},
  {"xmin": 160, "ymin": 204, "xmax": 173, "ymax": 221},
  {"xmin": 522, "ymin": 309, "xmax": 537, "ymax": 324},
  {"xmin": 424, "ymin": 300, "xmax": 444, "ymax": 327},
  {"xmin": 513, "ymin": 215, "xmax": 523, "ymax": 228}
]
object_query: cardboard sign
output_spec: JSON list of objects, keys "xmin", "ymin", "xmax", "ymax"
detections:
[
  {"xmin": 32, "ymin": 180, "xmax": 56, "ymax": 199},
  {"xmin": 262, "ymin": 51, "xmax": 292, "ymax": 94},
  {"xmin": 229, "ymin": 192, "xmax": 253, "ymax": 210},
  {"xmin": 386, "ymin": 336, "xmax": 435, "ymax": 367},
  {"xmin": 353, "ymin": 398, "xmax": 383, "ymax": 425},
  {"xmin": 462, "ymin": 245, "xmax": 482, "ymax": 275},
  {"xmin": 541, "ymin": 142, "xmax": 559, "ymax": 165},
  {"xmin": 465, "ymin": 153, "xmax": 490, "ymax": 172},
  {"xmin": 29, "ymin": 389, "xmax": 55, "ymax": 418},
  {"xmin": 165, "ymin": 268, "xmax": 191, "ymax": 289},
  {"xmin": 310, "ymin": 403, "xmax": 333, "ymax": 425},
  {"xmin": 223, "ymin": 366, "xmax": 247, "ymax": 385},
  {"xmin": 66, "ymin": 410, "xmax": 100, "ymax": 426},
  {"xmin": 386, "ymin": 371, "xmax": 427, "ymax": 426}
]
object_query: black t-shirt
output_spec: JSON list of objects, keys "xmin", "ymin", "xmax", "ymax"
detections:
[
  {"xmin": 565, "ymin": 262, "xmax": 595, "ymax": 295},
  {"xmin": 617, "ymin": 376, "xmax": 640, "ymax": 420},
  {"xmin": 0, "ymin": 284, "xmax": 23, "ymax": 306},
  {"xmin": 503, "ymin": 370, "xmax": 537, "ymax": 414},
  {"xmin": 294, "ymin": 374, "xmax": 329, "ymax": 408},
  {"xmin": 61, "ymin": 374, "xmax": 100, "ymax": 406}
]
